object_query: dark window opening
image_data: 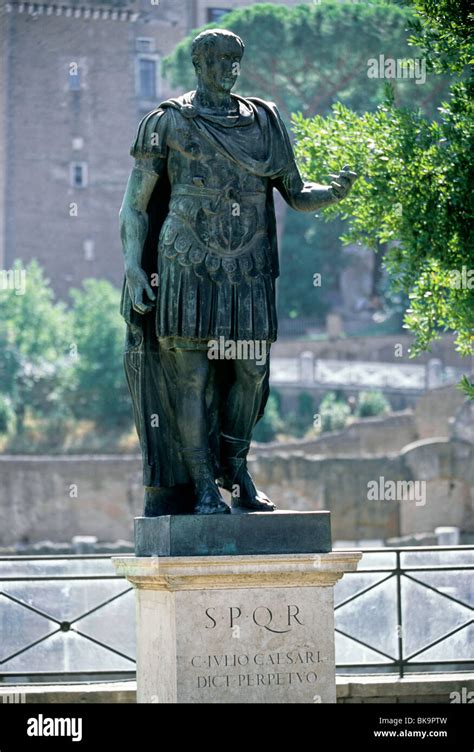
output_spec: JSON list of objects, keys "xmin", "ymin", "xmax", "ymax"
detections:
[
  {"xmin": 68, "ymin": 68, "xmax": 81, "ymax": 91},
  {"xmin": 70, "ymin": 163, "xmax": 87, "ymax": 188},
  {"xmin": 207, "ymin": 8, "xmax": 229, "ymax": 23},
  {"xmin": 138, "ymin": 58, "xmax": 157, "ymax": 100}
]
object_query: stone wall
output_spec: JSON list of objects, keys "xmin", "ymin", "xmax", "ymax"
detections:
[
  {"xmin": 2, "ymin": 674, "xmax": 471, "ymax": 704},
  {"xmin": 249, "ymin": 452, "xmax": 403, "ymax": 540},
  {"xmin": 1, "ymin": 385, "xmax": 471, "ymax": 546},
  {"xmin": 0, "ymin": 454, "xmax": 143, "ymax": 546},
  {"xmin": 1, "ymin": 436, "xmax": 472, "ymax": 546},
  {"xmin": 414, "ymin": 384, "xmax": 467, "ymax": 439},
  {"xmin": 337, "ymin": 674, "xmax": 474, "ymax": 704},
  {"xmin": 250, "ymin": 439, "xmax": 474, "ymax": 540},
  {"xmin": 254, "ymin": 411, "xmax": 417, "ymax": 458},
  {"xmin": 400, "ymin": 439, "xmax": 474, "ymax": 536}
]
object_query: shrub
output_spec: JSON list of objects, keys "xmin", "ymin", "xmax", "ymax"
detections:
[
  {"xmin": 319, "ymin": 392, "xmax": 350, "ymax": 433},
  {"xmin": 355, "ymin": 390, "xmax": 391, "ymax": 418}
]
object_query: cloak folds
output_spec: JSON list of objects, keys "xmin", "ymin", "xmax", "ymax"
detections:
[{"xmin": 120, "ymin": 93, "xmax": 297, "ymax": 494}]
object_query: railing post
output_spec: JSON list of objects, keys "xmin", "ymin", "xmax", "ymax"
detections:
[
  {"xmin": 300, "ymin": 350, "xmax": 315, "ymax": 384},
  {"xmin": 396, "ymin": 550, "xmax": 404, "ymax": 679},
  {"xmin": 426, "ymin": 357, "xmax": 443, "ymax": 389}
]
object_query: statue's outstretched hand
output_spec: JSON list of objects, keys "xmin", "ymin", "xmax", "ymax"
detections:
[
  {"xmin": 329, "ymin": 165, "xmax": 358, "ymax": 201},
  {"xmin": 126, "ymin": 265, "xmax": 156, "ymax": 315}
]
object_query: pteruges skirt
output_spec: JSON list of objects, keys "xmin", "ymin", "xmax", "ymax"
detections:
[{"xmin": 155, "ymin": 229, "xmax": 278, "ymax": 346}]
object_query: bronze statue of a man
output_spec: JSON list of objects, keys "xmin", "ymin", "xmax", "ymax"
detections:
[{"xmin": 119, "ymin": 29, "xmax": 356, "ymax": 517}]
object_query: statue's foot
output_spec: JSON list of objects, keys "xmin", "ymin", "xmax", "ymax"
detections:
[
  {"xmin": 222, "ymin": 469, "xmax": 276, "ymax": 512},
  {"xmin": 181, "ymin": 446, "xmax": 230, "ymax": 515},
  {"xmin": 232, "ymin": 490, "xmax": 276, "ymax": 512},
  {"xmin": 194, "ymin": 484, "xmax": 230, "ymax": 515}
]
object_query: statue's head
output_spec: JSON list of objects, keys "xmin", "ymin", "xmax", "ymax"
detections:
[{"xmin": 191, "ymin": 29, "xmax": 244, "ymax": 93}]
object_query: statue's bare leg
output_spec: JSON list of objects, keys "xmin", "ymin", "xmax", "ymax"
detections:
[
  {"xmin": 171, "ymin": 349, "xmax": 230, "ymax": 515},
  {"xmin": 220, "ymin": 357, "xmax": 276, "ymax": 512}
]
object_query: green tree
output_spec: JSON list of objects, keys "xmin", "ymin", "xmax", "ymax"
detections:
[
  {"xmin": 165, "ymin": 2, "xmax": 446, "ymax": 121},
  {"xmin": 70, "ymin": 279, "xmax": 132, "ymax": 427},
  {"xmin": 277, "ymin": 212, "xmax": 346, "ymax": 320},
  {"xmin": 292, "ymin": 0, "xmax": 473, "ymax": 382},
  {"xmin": 285, "ymin": 390, "xmax": 316, "ymax": 438},
  {"xmin": 0, "ymin": 261, "xmax": 73, "ymax": 434}
]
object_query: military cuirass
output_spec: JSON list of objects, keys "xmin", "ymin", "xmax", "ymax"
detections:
[{"xmin": 158, "ymin": 121, "xmax": 273, "ymax": 284}]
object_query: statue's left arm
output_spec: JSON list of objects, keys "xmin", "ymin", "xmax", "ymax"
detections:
[{"xmin": 274, "ymin": 162, "xmax": 357, "ymax": 213}]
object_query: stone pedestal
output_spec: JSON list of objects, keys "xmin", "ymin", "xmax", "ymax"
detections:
[{"xmin": 113, "ymin": 524, "xmax": 361, "ymax": 703}]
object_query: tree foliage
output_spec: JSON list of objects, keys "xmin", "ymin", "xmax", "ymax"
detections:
[
  {"xmin": 164, "ymin": 1, "xmax": 446, "ymax": 121},
  {"xmin": 406, "ymin": 0, "xmax": 472, "ymax": 74},
  {"xmin": 277, "ymin": 211, "xmax": 346, "ymax": 319},
  {"xmin": 0, "ymin": 261, "xmax": 73, "ymax": 434},
  {"xmin": 69, "ymin": 279, "xmax": 131, "ymax": 426},
  {"xmin": 320, "ymin": 391, "xmax": 351, "ymax": 433},
  {"xmin": 292, "ymin": 0, "xmax": 473, "ymax": 367},
  {"xmin": 0, "ymin": 264, "xmax": 133, "ymax": 442}
]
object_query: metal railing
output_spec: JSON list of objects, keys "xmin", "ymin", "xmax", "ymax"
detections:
[
  {"xmin": 335, "ymin": 546, "xmax": 473, "ymax": 678},
  {"xmin": 0, "ymin": 555, "xmax": 135, "ymax": 681},
  {"xmin": 0, "ymin": 547, "xmax": 472, "ymax": 682}
]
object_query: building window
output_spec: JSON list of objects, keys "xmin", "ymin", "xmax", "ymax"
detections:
[
  {"xmin": 207, "ymin": 8, "xmax": 230, "ymax": 23},
  {"xmin": 66, "ymin": 59, "xmax": 87, "ymax": 91},
  {"xmin": 135, "ymin": 38, "xmax": 155, "ymax": 53},
  {"xmin": 68, "ymin": 66, "xmax": 81, "ymax": 91},
  {"xmin": 70, "ymin": 162, "xmax": 88, "ymax": 189},
  {"xmin": 83, "ymin": 239, "xmax": 95, "ymax": 261},
  {"xmin": 63, "ymin": 58, "xmax": 87, "ymax": 92},
  {"xmin": 136, "ymin": 55, "xmax": 160, "ymax": 100}
]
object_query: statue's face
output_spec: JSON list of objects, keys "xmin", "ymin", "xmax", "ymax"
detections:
[{"xmin": 196, "ymin": 38, "xmax": 242, "ymax": 93}]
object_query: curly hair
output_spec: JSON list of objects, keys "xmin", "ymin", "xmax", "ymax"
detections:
[{"xmin": 191, "ymin": 29, "xmax": 245, "ymax": 69}]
